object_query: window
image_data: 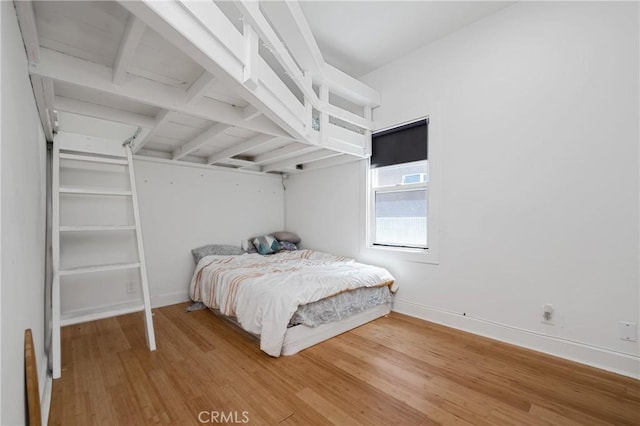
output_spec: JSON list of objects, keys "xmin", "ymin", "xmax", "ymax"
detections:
[{"xmin": 369, "ymin": 119, "xmax": 428, "ymax": 250}]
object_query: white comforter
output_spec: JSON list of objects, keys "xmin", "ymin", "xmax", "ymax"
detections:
[{"xmin": 189, "ymin": 250, "xmax": 396, "ymax": 356}]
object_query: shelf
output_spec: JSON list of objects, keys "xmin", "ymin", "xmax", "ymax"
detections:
[
  {"xmin": 59, "ymin": 262, "xmax": 140, "ymax": 276},
  {"xmin": 61, "ymin": 302, "xmax": 145, "ymax": 326},
  {"xmin": 59, "ymin": 153, "xmax": 128, "ymax": 165},
  {"xmin": 59, "ymin": 187, "xmax": 132, "ymax": 196},
  {"xmin": 60, "ymin": 225, "xmax": 137, "ymax": 232}
]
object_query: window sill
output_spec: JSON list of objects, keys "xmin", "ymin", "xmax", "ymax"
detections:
[{"xmin": 361, "ymin": 244, "xmax": 440, "ymax": 265}]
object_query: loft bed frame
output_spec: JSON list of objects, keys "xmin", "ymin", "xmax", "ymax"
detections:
[{"xmin": 16, "ymin": 0, "xmax": 381, "ymax": 174}]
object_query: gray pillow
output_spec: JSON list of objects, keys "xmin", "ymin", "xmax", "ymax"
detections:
[
  {"xmin": 241, "ymin": 238, "xmax": 258, "ymax": 254},
  {"xmin": 191, "ymin": 244, "xmax": 244, "ymax": 264},
  {"xmin": 272, "ymin": 231, "xmax": 301, "ymax": 244}
]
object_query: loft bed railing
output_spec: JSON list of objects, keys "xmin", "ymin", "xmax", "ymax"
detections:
[{"xmin": 120, "ymin": 0, "xmax": 379, "ymax": 162}]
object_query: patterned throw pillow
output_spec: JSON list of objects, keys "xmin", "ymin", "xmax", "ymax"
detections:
[
  {"xmin": 252, "ymin": 235, "xmax": 280, "ymax": 255},
  {"xmin": 278, "ymin": 241, "xmax": 298, "ymax": 251}
]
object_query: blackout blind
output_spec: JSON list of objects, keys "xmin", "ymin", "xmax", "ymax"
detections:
[{"xmin": 370, "ymin": 119, "xmax": 428, "ymax": 169}]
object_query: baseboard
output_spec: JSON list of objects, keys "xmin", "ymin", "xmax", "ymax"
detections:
[
  {"xmin": 62, "ymin": 292, "xmax": 191, "ymax": 319},
  {"xmin": 392, "ymin": 299, "xmax": 640, "ymax": 379},
  {"xmin": 151, "ymin": 291, "xmax": 190, "ymax": 308},
  {"xmin": 39, "ymin": 353, "xmax": 52, "ymax": 426}
]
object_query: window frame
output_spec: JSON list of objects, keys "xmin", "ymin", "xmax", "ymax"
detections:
[
  {"xmin": 369, "ymin": 177, "xmax": 429, "ymax": 250},
  {"xmin": 361, "ymin": 112, "xmax": 440, "ymax": 264}
]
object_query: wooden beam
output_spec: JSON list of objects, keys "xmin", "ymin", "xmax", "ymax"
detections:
[
  {"xmin": 30, "ymin": 48, "xmax": 289, "ymax": 139},
  {"xmin": 245, "ymin": 144, "xmax": 318, "ymax": 168},
  {"xmin": 172, "ymin": 123, "xmax": 230, "ymax": 160},
  {"xmin": 298, "ymin": 154, "xmax": 361, "ymax": 172},
  {"xmin": 243, "ymin": 105, "xmax": 262, "ymax": 121},
  {"xmin": 30, "ymin": 76, "xmax": 54, "ymax": 141},
  {"xmin": 187, "ymin": 71, "xmax": 216, "ymax": 104},
  {"xmin": 323, "ymin": 103, "xmax": 371, "ymax": 130},
  {"xmin": 324, "ymin": 123, "xmax": 367, "ymax": 157},
  {"xmin": 259, "ymin": 1, "xmax": 323, "ymax": 78},
  {"xmin": 178, "ymin": 0, "xmax": 244, "ymax": 63},
  {"xmin": 256, "ymin": 1, "xmax": 380, "ymax": 107},
  {"xmin": 319, "ymin": 85, "xmax": 329, "ymax": 144},
  {"xmin": 322, "ymin": 63, "xmax": 381, "ymax": 107},
  {"xmin": 54, "ymin": 96, "xmax": 155, "ymax": 129},
  {"xmin": 236, "ymin": 1, "xmax": 320, "ymax": 108},
  {"xmin": 119, "ymin": 0, "xmax": 308, "ymax": 142},
  {"xmin": 207, "ymin": 134, "xmax": 277, "ymax": 165},
  {"xmin": 14, "ymin": 1, "xmax": 40, "ymax": 63},
  {"xmin": 262, "ymin": 150, "xmax": 340, "ymax": 173},
  {"xmin": 364, "ymin": 106, "xmax": 372, "ymax": 157},
  {"xmin": 42, "ymin": 76, "xmax": 56, "ymax": 132},
  {"xmin": 220, "ymin": 158, "xmax": 256, "ymax": 168},
  {"xmin": 133, "ymin": 109, "xmax": 172, "ymax": 153},
  {"xmin": 242, "ymin": 21, "xmax": 259, "ymax": 90},
  {"xmin": 113, "ymin": 16, "xmax": 146, "ymax": 84}
]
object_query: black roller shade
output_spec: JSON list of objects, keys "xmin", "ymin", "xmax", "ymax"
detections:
[{"xmin": 371, "ymin": 119, "xmax": 428, "ymax": 169}]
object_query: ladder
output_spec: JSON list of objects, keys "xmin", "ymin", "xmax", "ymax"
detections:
[{"xmin": 51, "ymin": 131, "xmax": 156, "ymax": 379}]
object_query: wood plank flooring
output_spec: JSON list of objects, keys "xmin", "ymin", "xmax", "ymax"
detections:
[{"xmin": 49, "ymin": 303, "xmax": 640, "ymax": 425}]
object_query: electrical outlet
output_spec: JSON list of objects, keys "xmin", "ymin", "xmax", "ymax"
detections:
[
  {"xmin": 126, "ymin": 281, "xmax": 137, "ymax": 294},
  {"xmin": 619, "ymin": 321, "xmax": 637, "ymax": 342},
  {"xmin": 541, "ymin": 304, "xmax": 554, "ymax": 325}
]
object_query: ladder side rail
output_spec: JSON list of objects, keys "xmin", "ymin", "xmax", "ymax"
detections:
[
  {"xmin": 125, "ymin": 144, "xmax": 156, "ymax": 351},
  {"xmin": 51, "ymin": 138, "xmax": 62, "ymax": 379}
]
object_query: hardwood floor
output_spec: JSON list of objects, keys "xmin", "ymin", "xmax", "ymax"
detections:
[{"xmin": 49, "ymin": 303, "xmax": 640, "ymax": 425}]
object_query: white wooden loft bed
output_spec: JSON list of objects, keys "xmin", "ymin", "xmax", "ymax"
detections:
[{"xmin": 16, "ymin": 0, "xmax": 381, "ymax": 174}]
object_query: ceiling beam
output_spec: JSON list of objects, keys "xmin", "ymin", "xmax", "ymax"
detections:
[
  {"xmin": 207, "ymin": 134, "xmax": 278, "ymax": 165},
  {"xmin": 298, "ymin": 154, "xmax": 361, "ymax": 172},
  {"xmin": 243, "ymin": 105, "xmax": 262, "ymax": 121},
  {"xmin": 29, "ymin": 48, "xmax": 290, "ymax": 139},
  {"xmin": 30, "ymin": 76, "xmax": 55, "ymax": 141},
  {"xmin": 14, "ymin": 1, "xmax": 40, "ymax": 63},
  {"xmin": 172, "ymin": 123, "xmax": 230, "ymax": 160},
  {"xmin": 187, "ymin": 71, "xmax": 216, "ymax": 104},
  {"xmin": 133, "ymin": 109, "xmax": 172, "ymax": 153},
  {"xmin": 113, "ymin": 16, "xmax": 146, "ymax": 85},
  {"xmin": 245, "ymin": 144, "xmax": 318, "ymax": 168},
  {"xmin": 54, "ymin": 96, "xmax": 155, "ymax": 129},
  {"xmin": 262, "ymin": 150, "xmax": 341, "ymax": 173}
]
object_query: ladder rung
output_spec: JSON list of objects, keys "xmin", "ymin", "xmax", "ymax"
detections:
[
  {"xmin": 61, "ymin": 302, "xmax": 145, "ymax": 326},
  {"xmin": 59, "ymin": 262, "xmax": 140, "ymax": 276},
  {"xmin": 59, "ymin": 187, "xmax": 132, "ymax": 196},
  {"xmin": 60, "ymin": 153, "xmax": 129, "ymax": 166},
  {"xmin": 60, "ymin": 225, "xmax": 137, "ymax": 232}
]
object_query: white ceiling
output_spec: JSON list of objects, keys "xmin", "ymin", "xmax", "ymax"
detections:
[{"xmin": 300, "ymin": 1, "xmax": 515, "ymax": 77}]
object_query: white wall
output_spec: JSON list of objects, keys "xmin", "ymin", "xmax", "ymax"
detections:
[
  {"xmin": 136, "ymin": 160, "xmax": 285, "ymax": 307},
  {"xmin": 1, "ymin": 1, "xmax": 48, "ymax": 424},
  {"xmin": 286, "ymin": 2, "xmax": 640, "ymax": 377},
  {"xmin": 60, "ymin": 159, "xmax": 285, "ymax": 314}
]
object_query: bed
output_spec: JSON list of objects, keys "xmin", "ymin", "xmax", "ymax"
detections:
[{"xmin": 189, "ymin": 249, "xmax": 396, "ymax": 356}]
